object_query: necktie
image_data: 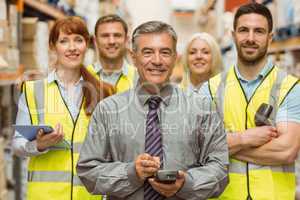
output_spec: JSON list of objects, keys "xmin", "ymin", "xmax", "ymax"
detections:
[{"xmin": 144, "ymin": 96, "xmax": 165, "ymax": 200}]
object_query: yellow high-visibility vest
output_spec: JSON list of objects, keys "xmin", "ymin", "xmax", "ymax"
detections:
[
  {"xmin": 23, "ymin": 79, "xmax": 101, "ymax": 200},
  {"xmin": 208, "ymin": 65, "xmax": 299, "ymax": 200},
  {"xmin": 86, "ymin": 64, "xmax": 136, "ymax": 93}
]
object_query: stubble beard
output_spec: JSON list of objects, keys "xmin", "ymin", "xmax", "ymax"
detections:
[
  {"xmin": 99, "ymin": 47, "xmax": 126, "ymax": 63},
  {"xmin": 237, "ymin": 43, "xmax": 268, "ymax": 66}
]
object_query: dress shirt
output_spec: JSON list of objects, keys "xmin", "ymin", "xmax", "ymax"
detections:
[
  {"xmin": 12, "ymin": 70, "xmax": 84, "ymax": 157},
  {"xmin": 185, "ymin": 80, "xmax": 202, "ymax": 96},
  {"xmin": 77, "ymin": 82, "xmax": 229, "ymax": 200}
]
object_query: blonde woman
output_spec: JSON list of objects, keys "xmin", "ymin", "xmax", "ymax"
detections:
[{"xmin": 180, "ymin": 32, "xmax": 223, "ymax": 94}]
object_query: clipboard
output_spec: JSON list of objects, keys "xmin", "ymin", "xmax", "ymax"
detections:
[
  {"xmin": 13, "ymin": 125, "xmax": 71, "ymax": 150},
  {"xmin": 13, "ymin": 125, "xmax": 53, "ymax": 141}
]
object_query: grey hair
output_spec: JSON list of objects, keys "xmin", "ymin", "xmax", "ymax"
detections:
[{"xmin": 131, "ymin": 21, "xmax": 177, "ymax": 52}]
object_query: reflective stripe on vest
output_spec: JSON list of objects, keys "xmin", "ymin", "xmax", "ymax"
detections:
[
  {"xmin": 229, "ymin": 159, "xmax": 294, "ymax": 174},
  {"xmin": 208, "ymin": 65, "xmax": 299, "ymax": 200},
  {"xmin": 24, "ymin": 79, "xmax": 102, "ymax": 200},
  {"xmin": 86, "ymin": 63, "xmax": 136, "ymax": 93},
  {"xmin": 28, "ymin": 171, "xmax": 83, "ymax": 186}
]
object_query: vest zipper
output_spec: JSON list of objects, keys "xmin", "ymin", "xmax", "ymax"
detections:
[
  {"xmin": 233, "ymin": 67, "xmax": 275, "ymax": 200},
  {"xmin": 245, "ymin": 107, "xmax": 253, "ymax": 200},
  {"xmin": 54, "ymin": 81, "xmax": 84, "ymax": 200},
  {"xmin": 246, "ymin": 163, "xmax": 252, "ymax": 200}
]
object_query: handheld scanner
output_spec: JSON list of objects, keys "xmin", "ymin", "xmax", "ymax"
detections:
[{"xmin": 254, "ymin": 103, "xmax": 273, "ymax": 126}]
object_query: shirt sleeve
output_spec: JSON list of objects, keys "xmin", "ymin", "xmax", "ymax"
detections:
[
  {"xmin": 12, "ymin": 92, "xmax": 48, "ymax": 157},
  {"xmin": 276, "ymin": 83, "xmax": 300, "ymax": 123},
  {"xmin": 76, "ymin": 101, "xmax": 143, "ymax": 197},
  {"xmin": 176, "ymin": 95, "xmax": 229, "ymax": 199}
]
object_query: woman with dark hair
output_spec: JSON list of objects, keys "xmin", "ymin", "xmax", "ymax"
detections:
[{"xmin": 12, "ymin": 16, "xmax": 114, "ymax": 200}]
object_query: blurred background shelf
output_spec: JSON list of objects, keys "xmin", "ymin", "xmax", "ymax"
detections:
[
  {"xmin": 24, "ymin": 0, "xmax": 66, "ymax": 19},
  {"xmin": 269, "ymin": 37, "xmax": 300, "ymax": 53}
]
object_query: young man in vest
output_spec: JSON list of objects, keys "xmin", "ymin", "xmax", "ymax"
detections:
[
  {"xmin": 200, "ymin": 3, "xmax": 300, "ymax": 200},
  {"xmin": 87, "ymin": 14, "xmax": 136, "ymax": 93}
]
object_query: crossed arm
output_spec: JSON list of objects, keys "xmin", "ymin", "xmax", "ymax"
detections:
[{"xmin": 228, "ymin": 121, "xmax": 300, "ymax": 165}]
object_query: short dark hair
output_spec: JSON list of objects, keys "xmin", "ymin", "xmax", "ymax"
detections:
[
  {"xmin": 94, "ymin": 14, "xmax": 128, "ymax": 36},
  {"xmin": 131, "ymin": 21, "xmax": 177, "ymax": 52},
  {"xmin": 234, "ymin": 3, "xmax": 273, "ymax": 32}
]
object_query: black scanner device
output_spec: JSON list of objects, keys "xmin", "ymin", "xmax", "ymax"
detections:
[{"xmin": 254, "ymin": 103, "xmax": 273, "ymax": 126}]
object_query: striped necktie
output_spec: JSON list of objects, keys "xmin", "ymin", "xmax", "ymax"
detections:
[{"xmin": 144, "ymin": 96, "xmax": 165, "ymax": 200}]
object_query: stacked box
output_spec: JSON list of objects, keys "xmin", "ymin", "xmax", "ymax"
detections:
[
  {"xmin": 35, "ymin": 21, "xmax": 49, "ymax": 70},
  {"xmin": 0, "ymin": 20, "xmax": 9, "ymax": 70},
  {"xmin": 8, "ymin": 5, "xmax": 18, "ymax": 48},
  {"xmin": 293, "ymin": 0, "xmax": 300, "ymax": 24},
  {"xmin": 0, "ymin": 20, "xmax": 8, "ymax": 55},
  {"xmin": 20, "ymin": 17, "xmax": 38, "ymax": 69}
]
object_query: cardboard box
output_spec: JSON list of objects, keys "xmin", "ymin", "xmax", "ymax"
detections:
[
  {"xmin": 0, "ymin": 55, "xmax": 8, "ymax": 69},
  {"xmin": 22, "ymin": 18, "xmax": 38, "ymax": 40},
  {"xmin": 9, "ymin": 5, "xmax": 18, "ymax": 25},
  {"xmin": 9, "ymin": 22, "xmax": 18, "ymax": 48},
  {"xmin": 0, "ymin": 20, "xmax": 8, "ymax": 43},
  {"xmin": 293, "ymin": 0, "xmax": 300, "ymax": 24},
  {"xmin": 0, "ymin": 20, "xmax": 8, "ymax": 56},
  {"xmin": 0, "ymin": 43, "xmax": 7, "ymax": 55},
  {"xmin": 36, "ymin": 21, "xmax": 49, "ymax": 70},
  {"xmin": 21, "ymin": 52, "xmax": 38, "ymax": 69},
  {"xmin": 6, "ymin": 48, "xmax": 19, "ymax": 71},
  {"xmin": 21, "ymin": 40, "xmax": 36, "ymax": 53},
  {"xmin": 0, "ymin": 0, "xmax": 7, "ymax": 20}
]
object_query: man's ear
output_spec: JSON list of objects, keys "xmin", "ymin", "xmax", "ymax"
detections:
[
  {"xmin": 231, "ymin": 30, "xmax": 237, "ymax": 44},
  {"xmin": 231, "ymin": 30, "xmax": 235, "ymax": 40},
  {"xmin": 174, "ymin": 52, "xmax": 178, "ymax": 61},
  {"xmin": 130, "ymin": 50, "xmax": 138, "ymax": 68},
  {"xmin": 268, "ymin": 32, "xmax": 273, "ymax": 46},
  {"xmin": 92, "ymin": 36, "xmax": 98, "ymax": 49}
]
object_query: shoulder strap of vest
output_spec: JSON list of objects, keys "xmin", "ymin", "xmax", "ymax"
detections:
[
  {"xmin": 86, "ymin": 64, "xmax": 99, "ymax": 80},
  {"xmin": 34, "ymin": 79, "xmax": 45, "ymax": 124},
  {"xmin": 268, "ymin": 67, "xmax": 287, "ymax": 123},
  {"xmin": 125, "ymin": 64, "xmax": 136, "ymax": 82},
  {"xmin": 215, "ymin": 68, "xmax": 229, "ymax": 119},
  {"xmin": 208, "ymin": 66, "xmax": 232, "ymax": 119},
  {"xmin": 24, "ymin": 79, "xmax": 46, "ymax": 125},
  {"xmin": 115, "ymin": 64, "xmax": 136, "ymax": 91},
  {"xmin": 269, "ymin": 67, "xmax": 299, "ymax": 123}
]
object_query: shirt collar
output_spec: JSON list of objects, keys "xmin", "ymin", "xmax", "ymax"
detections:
[
  {"xmin": 47, "ymin": 70, "xmax": 84, "ymax": 87},
  {"xmin": 136, "ymin": 81, "xmax": 174, "ymax": 107},
  {"xmin": 94, "ymin": 60, "xmax": 130, "ymax": 77},
  {"xmin": 186, "ymin": 79, "xmax": 202, "ymax": 94},
  {"xmin": 234, "ymin": 58, "xmax": 274, "ymax": 82}
]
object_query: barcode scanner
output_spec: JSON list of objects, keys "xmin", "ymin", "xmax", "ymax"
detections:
[{"xmin": 254, "ymin": 103, "xmax": 273, "ymax": 126}]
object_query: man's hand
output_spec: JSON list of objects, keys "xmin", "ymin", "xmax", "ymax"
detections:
[
  {"xmin": 241, "ymin": 126, "xmax": 278, "ymax": 148},
  {"xmin": 36, "ymin": 123, "xmax": 64, "ymax": 151},
  {"xmin": 135, "ymin": 154, "xmax": 160, "ymax": 182},
  {"xmin": 148, "ymin": 171, "xmax": 185, "ymax": 197}
]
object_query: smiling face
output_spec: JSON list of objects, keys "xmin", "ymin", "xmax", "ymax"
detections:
[
  {"xmin": 233, "ymin": 13, "xmax": 273, "ymax": 65},
  {"xmin": 95, "ymin": 22, "xmax": 128, "ymax": 62},
  {"xmin": 132, "ymin": 32, "xmax": 177, "ymax": 88},
  {"xmin": 187, "ymin": 38, "xmax": 212, "ymax": 78},
  {"xmin": 54, "ymin": 31, "xmax": 87, "ymax": 70}
]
